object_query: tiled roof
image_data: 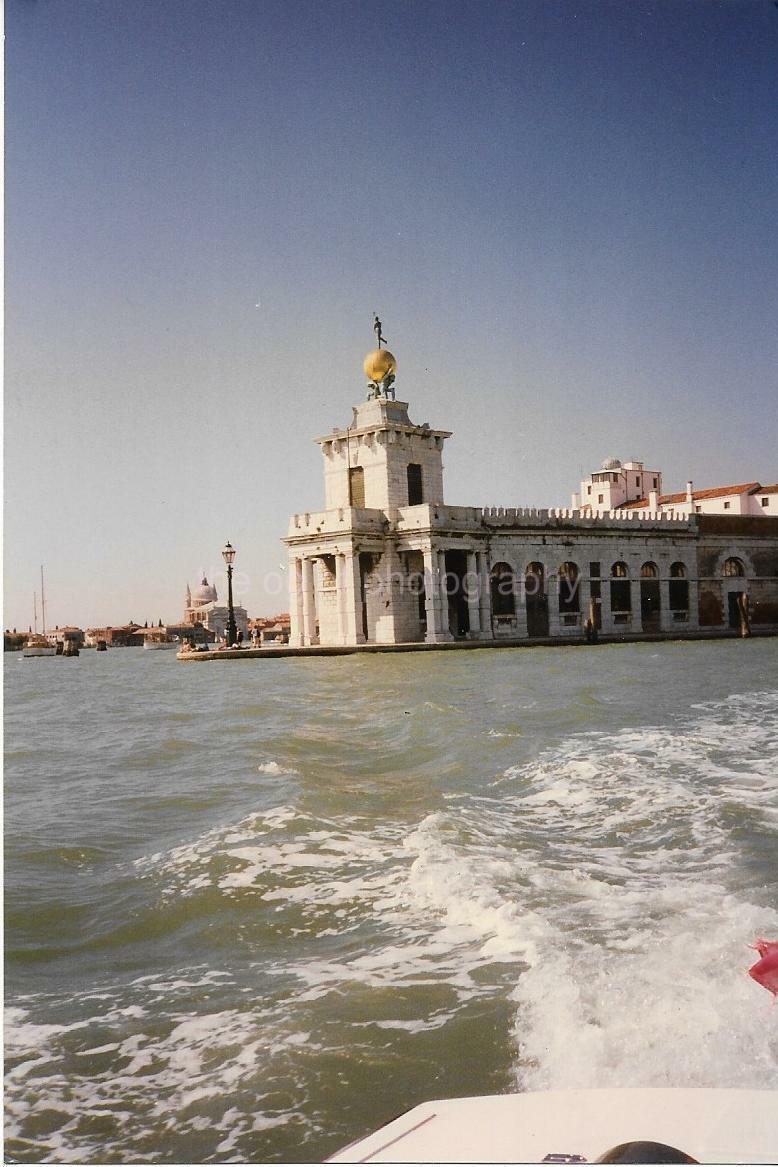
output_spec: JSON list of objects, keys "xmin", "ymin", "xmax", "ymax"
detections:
[
  {"xmin": 616, "ymin": 481, "xmax": 763, "ymax": 509},
  {"xmin": 690, "ymin": 481, "xmax": 761, "ymax": 500},
  {"xmin": 758, "ymin": 483, "xmax": 778, "ymax": 494}
]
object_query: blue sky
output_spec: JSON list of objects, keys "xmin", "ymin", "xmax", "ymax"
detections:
[{"xmin": 5, "ymin": 0, "xmax": 777, "ymax": 628}]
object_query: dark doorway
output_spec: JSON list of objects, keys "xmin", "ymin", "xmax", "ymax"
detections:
[
  {"xmin": 359, "ymin": 553, "xmax": 372, "ymax": 641},
  {"xmin": 728, "ymin": 591, "xmax": 744, "ymax": 630},
  {"xmin": 640, "ymin": 563, "xmax": 660, "ymax": 632},
  {"xmin": 490, "ymin": 563, "xmax": 516, "ymax": 617},
  {"xmin": 610, "ymin": 562, "xmax": 631, "ymax": 626},
  {"xmin": 525, "ymin": 562, "xmax": 548, "ymax": 637},
  {"xmin": 444, "ymin": 550, "xmax": 470, "ymax": 637},
  {"xmin": 641, "ymin": 582, "xmax": 660, "ymax": 630},
  {"xmin": 559, "ymin": 562, "xmax": 580, "ymax": 618},
  {"xmin": 405, "ymin": 550, "xmax": 426, "ymax": 640}
]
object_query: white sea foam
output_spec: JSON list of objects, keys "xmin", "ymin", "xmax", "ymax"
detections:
[
  {"xmin": 494, "ymin": 691, "xmax": 778, "ymax": 1091},
  {"xmin": 257, "ymin": 761, "xmax": 299, "ymax": 775},
  {"xmin": 133, "ymin": 691, "xmax": 778, "ymax": 1042},
  {"xmin": 4, "ymin": 973, "xmax": 319, "ymax": 1163},
  {"xmin": 283, "ymin": 687, "xmax": 778, "ymax": 1092}
]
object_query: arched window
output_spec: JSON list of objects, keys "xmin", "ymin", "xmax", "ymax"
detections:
[
  {"xmin": 723, "ymin": 557, "xmax": 745, "ymax": 577},
  {"xmin": 490, "ymin": 562, "xmax": 516, "ymax": 616},
  {"xmin": 525, "ymin": 562, "xmax": 545, "ymax": 597},
  {"xmin": 670, "ymin": 562, "xmax": 687, "ymax": 578},
  {"xmin": 525, "ymin": 562, "xmax": 548, "ymax": 635},
  {"xmin": 640, "ymin": 561, "xmax": 661, "ymax": 629},
  {"xmin": 610, "ymin": 561, "xmax": 631, "ymax": 615},
  {"xmin": 559, "ymin": 561, "xmax": 580, "ymax": 613}
]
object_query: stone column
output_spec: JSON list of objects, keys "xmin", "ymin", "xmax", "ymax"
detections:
[
  {"xmin": 289, "ymin": 557, "xmax": 304, "ymax": 647},
  {"xmin": 478, "ymin": 551, "xmax": 493, "ymax": 639},
  {"xmin": 466, "ymin": 551, "xmax": 481, "ymax": 637},
  {"xmin": 547, "ymin": 573, "xmax": 561, "ymax": 637},
  {"xmin": 301, "ymin": 557, "xmax": 318, "ymax": 645},
  {"xmin": 578, "ymin": 577, "xmax": 591, "ymax": 639},
  {"xmin": 659, "ymin": 577, "xmax": 673, "ymax": 633},
  {"xmin": 514, "ymin": 562, "xmax": 529, "ymax": 638},
  {"xmin": 341, "ymin": 552, "xmax": 366, "ymax": 644},
  {"xmin": 335, "ymin": 553, "xmax": 347, "ymax": 645},
  {"xmin": 630, "ymin": 579, "xmax": 642, "ymax": 633},
  {"xmin": 687, "ymin": 572, "xmax": 700, "ymax": 631},
  {"xmin": 373, "ymin": 545, "xmax": 400, "ymax": 644},
  {"xmin": 600, "ymin": 578, "xmax": 614, "ymax": 635},
  {"xmin": 423, "ymin": 546, "xmax": 451, "ymax": 643}
]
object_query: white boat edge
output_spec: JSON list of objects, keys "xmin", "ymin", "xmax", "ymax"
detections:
[{"xmin": 327, "ymin": 1088, "xmax": 778, "ymax": 1164}]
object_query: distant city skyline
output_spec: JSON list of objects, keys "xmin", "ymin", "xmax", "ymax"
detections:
[{"xmin": 5, "ymin": 0, "xmax": 777, "ymax": 630}]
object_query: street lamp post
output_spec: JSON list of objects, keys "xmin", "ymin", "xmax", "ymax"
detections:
[{"xmin": 222, "ymin": 541, "xmax": 238, "ymax": 647}]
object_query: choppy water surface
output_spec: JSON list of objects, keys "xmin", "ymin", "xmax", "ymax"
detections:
[{"xmin": 5, "ymin": 640, "xmax": 778, "ymax": 1163}]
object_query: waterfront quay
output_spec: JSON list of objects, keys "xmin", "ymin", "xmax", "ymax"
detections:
[{"xmin": 177, "ymin": 625, "xmax": 776, "ymax": 660}]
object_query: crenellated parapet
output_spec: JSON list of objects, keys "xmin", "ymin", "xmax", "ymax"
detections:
[
  {"xmin": 394, "ymin": 503, "xmax": 694, "ymax": 533},
  {"xmin": 287, "ymin": 501, "xmax": 696, "ymax": 544},
  {"xmin": 481, "ymin": 505, "xmax": 692, "ymax": 527}
]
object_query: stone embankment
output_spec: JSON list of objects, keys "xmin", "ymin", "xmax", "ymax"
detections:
[{"xmin": 177, "ymin": 626, "xmax": 776, "ymax": 661}]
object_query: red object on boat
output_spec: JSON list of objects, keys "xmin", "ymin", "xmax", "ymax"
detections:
[{"xmin": 748, "ymin": 939, "xmax": 778, "ymax": 998}]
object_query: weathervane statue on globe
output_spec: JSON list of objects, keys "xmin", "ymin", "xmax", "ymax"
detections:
[{"xmin": 364, "ymin": 314, "xmax": 397, "ymax": 400}]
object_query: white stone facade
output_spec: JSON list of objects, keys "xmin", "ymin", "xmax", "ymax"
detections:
[
  {"xmin": 574, "ymin": 459, "xmax": 663, "ymax": 513},
  {"xmin": 574, "ymin": 459, "xmax": 778, "ymax": 518},
  {"xmin": 317, "ymin": 398, "xmax": 449, "ymax": 513},
  {"xmin": 284, "ymin": 380, "xmax": 778, "ymax": 646}
]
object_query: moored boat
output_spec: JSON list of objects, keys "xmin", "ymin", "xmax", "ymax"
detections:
[
  {"xmin": 22, "ymin": 635, "xmax": 57, "ymax": 658},
  {"xmin": 22, "ymin": 568, "xmax": 60, "ymax": 658},
  {"xmin": 141, "ymin": 628, "xmax": 178, "ymax": 650}
]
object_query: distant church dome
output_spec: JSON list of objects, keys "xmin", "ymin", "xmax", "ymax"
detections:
[
  {"xmin": 601, "ymin": 457, "xmax": 622, "ymax": 470},
  {"xmin": 192, "ymin": 576, "xmax": 218, "ymax": 605},
  {"xmin": 363, "ymin": 348, "xmax": 397, "ymax": 383}
]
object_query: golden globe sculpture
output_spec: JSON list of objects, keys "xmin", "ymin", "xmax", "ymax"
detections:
[{"xmin": 363, "ymin": 348, "xmax": 397, "ymax": 383}]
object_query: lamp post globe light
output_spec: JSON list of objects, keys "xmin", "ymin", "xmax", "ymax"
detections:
[{"xmin": 222, "ymin": 541, "xmax": 238, "ymax": 647}]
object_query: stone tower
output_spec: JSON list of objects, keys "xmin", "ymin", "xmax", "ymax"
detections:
[
  {"xmin": 316, "ymin": 395, "xmax": 449, "ymax": 515},
  {"xmin": 284, "ymin": 337, "xmax": 452, "ymax": 647}
]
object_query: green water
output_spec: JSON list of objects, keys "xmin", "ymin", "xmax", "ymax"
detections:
[{"xmin": 5, "ymin": 640, "xmax": 778, "ymax": 1162}]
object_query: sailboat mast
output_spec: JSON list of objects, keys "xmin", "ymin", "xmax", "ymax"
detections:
[
  {"xmin": 41, "ymin": 565, "xmax": 46, "ymax": 635},
  {"xmin": 33, "ymin": 592, "xmax": 38, "ymax": 634}
]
